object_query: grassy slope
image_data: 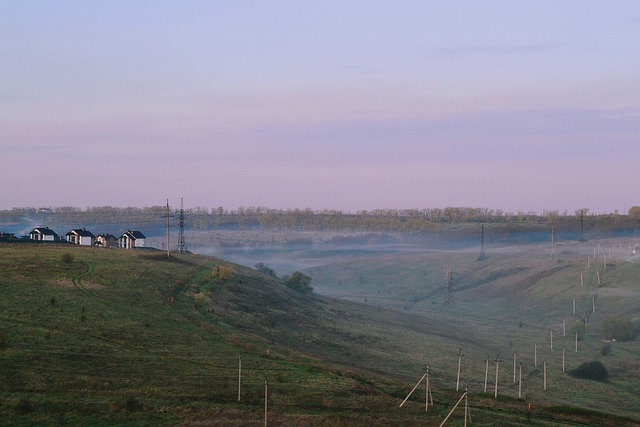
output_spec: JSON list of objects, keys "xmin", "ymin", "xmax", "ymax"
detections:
[
  {"xmin": 1, "ymin": 242, "xmax": 639, "ymax": 426},
  {"xmin": 307, "ymin": 239, "xmax": 640, "ymax": 420}
]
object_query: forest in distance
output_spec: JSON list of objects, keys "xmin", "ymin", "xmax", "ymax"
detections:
[{"xmin": 2, "ymin": 205, "xmax": 640, "ymax": 238}]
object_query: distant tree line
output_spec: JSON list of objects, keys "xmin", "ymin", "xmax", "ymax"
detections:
[
  {"xmin": 0, "ymin": 206, "xmax": 166, "ymax": 236},
  {"xmin": 2, "ymin": 205, "xmax": 639, "ymax": 238}
]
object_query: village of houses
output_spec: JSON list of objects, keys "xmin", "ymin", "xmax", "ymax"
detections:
[{"xmin": 0, "ymin": 227, "xmax": 146, "ymax": 249}]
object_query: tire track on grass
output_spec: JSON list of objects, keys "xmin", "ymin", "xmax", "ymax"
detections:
[{"xmin": 72, "ymin": 261, "xmax": 117, "ymax": 309}]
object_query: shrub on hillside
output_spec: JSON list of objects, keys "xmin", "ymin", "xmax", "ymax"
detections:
[
  {"xmin": 255, "ymin": 262, "xmax": 277, "ymax": 277},
  {"xmin": 16, "ymin": 398, "xmax": 35, "ymax": 414},
  {"xmin": 194, "ymin": 292, "xmax": 208, "ymax": 308},
  {"xmin": 282, "ymin": 271, "xmax": 313, "ymax": 294},
  {"xmin": 570, "ymin": 320, "xmax": 587, "ymax": 341},
  {"xmin": 603, "ymin": 314, "xmax": 637, "ymax": 342},
  {"xmin": 212, "ymin": 265, "xmax": 235, "ymax": 281},
  {"xmin": 62, "ymin": 252, "xmax": 74, "ymax": 264},
  {"xmin": 125, "ymin": 396, "xmax": 143, "ymax": 412},
  {"xmin": 569, "ymin": 361, "xmax": 608, "ymax": 382}
]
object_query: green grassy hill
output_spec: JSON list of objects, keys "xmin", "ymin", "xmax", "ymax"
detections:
[
  {"xmin": 306, "ymin": 239, "xmax": 640, "ymax": 420},
  {"xmin": 1, "ymin": 242, "xmax": 639, "ymax": 426}
]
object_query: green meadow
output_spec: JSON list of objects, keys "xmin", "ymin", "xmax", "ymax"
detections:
[{"xmin": 1, "ymin": 240, "xmax": 639, "ymax": 426}]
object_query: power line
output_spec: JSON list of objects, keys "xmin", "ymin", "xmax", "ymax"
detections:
[
  {"xmin": 165, "ymin": 199, "xmax": 171, "ymax": 258},
  {"xmin": 177, "ymin": 197, "xmax": 187, "ymax": 254}
]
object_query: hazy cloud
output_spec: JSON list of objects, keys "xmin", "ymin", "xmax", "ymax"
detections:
[
  {"xmin": 339, "ymin": 64, "xmax": 388, "ymax": 76},
  {"xmin": 429, "ymin": 43, "xmax": 558, "ymax": 59},
  {"xmin": 2, "ymin": 2, "xmax": 639, "ymax": 213}
]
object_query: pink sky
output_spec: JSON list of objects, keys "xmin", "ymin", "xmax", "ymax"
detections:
[{"xmin": 2, "ymin": 1, "xmax": 639, "ymax": 214}]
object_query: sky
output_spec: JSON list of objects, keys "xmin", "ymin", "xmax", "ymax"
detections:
[{"xmin": 2, "ymin": 1, "xmax": 640, "ymax": 214}]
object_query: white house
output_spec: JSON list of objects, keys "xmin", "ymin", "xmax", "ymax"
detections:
[
  {"xmin": 119, "ymin": 230, "xmax": 146, "ymax": 249},
  {"xmin": 66, "ymin": 228, "xmax": 95, "ymax": 246},
  {"xmin": 29, "ymin": 227, "xmax": 58, "ymax": 242}
]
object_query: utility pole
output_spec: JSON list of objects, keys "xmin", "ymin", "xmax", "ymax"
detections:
[
  {"xmin": 550, "ymin": 218, "xmax": 555, "ymax": 258},
  {"xmin": 439, "ymin": 388, "xmax": 470, "ymax": 427},
  {"xmin": 456, "ymin": 348, "xmax": 463, "ymax": 392},
  {"xmin": 237, "ymin": 354, "xmax": 242, "ymax": 401},
  {"xmin": 518, "ymin": 364, "xmax": 522, "ymax": 399},
  {"xmin": 494, "ymin": 354, "xmax": 500, "ymax": 399},
  {"xmin": 513, "ymin": 352, "xmax": 517, "ymax": 384},
  {"xmin": 484, "ymin": 357, "xmax": 489, "ymax": 393},
  {"xmin": 264, "ymin": 377, "xmax": 268, "ymax": 427},
  {"xmin": 399, "ymin": 372, "xmax": 428, "ymax": 408},
  {"xmin": 444, "ymin": 268, "xmax": 454, "ymax": 306},
  {"xmin": 165, "ymin": 199, "xmax": 171, "ymax": 258},
  {"xmin": 425, "ymin": 365, "xmax": 433, "ymax": 413},
  {"xmin": 585, "ymin": 317, "xmax": 588, "ymax": 337},
  {"xmin": 177, "ymin": 197, "xmax": 186, "ymax": 253},
  {"xmin": 464, "ymin": 386, "xmax": 470, "ymax": 427},
  {"xmin": 478, "ymin": 223, "xmax": 487, "ymax": 261}
]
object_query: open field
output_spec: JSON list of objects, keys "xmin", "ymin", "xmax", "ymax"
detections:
[
  {"xmin": 305, "ymin": 238, "xmax": 640, "ymax": 418},
  {"xmin": 1, "ymin": 240, "xmax": 640, "ymax": 425}
]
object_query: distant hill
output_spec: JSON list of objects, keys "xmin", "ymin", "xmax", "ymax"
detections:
[{"xmin": 2, "ymin": 205, "xmax": 639, "ymax": 243}]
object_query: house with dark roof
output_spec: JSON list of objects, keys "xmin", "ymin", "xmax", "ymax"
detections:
[
  {"xmin": 66, "ymin": 228, "xmax": 95, "ymax": 246},
  {"xmin": 29, "ymin": 227, "xmax": 58, "ymax": 242},
  {"xmin": 95, "ymin": 233, "xmax": 117, "ymax": 248},
  {"xmin": 119, "ymin": 230, "xmax": 146, "ymax": 249},
  {"xmin": 0, "ymin": 231, "xmax": 17, "ymax": 241}
]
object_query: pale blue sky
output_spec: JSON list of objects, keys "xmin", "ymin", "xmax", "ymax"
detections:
[{"xmin": 2, "ymin": 1, "xmax": 639, "ymax": 213}]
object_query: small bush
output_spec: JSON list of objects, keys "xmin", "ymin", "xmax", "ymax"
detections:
[
  {"xmin": 16, "ymin": 398, "xmax": 35, "ymax": 414},
  {"xmin": 213, "ymin": 265, "xmax": 235, "ymax": 281},
  {"xmin": 571, "ymin": 320, "xmax": 587, "ymax": 341},
  {"xmin": 282, "ymin": 271, "xmax": 313, "ymax": 294},
  {"xmin": 569, "ymin": 360, "xmax": 608, "ymax": 382},
  {"xmin": 194, "ymin": 292, "xmax": 208, "ymax": 308},
  {"xmin": 125, "ymin": 397, "xmax": 143, "ymax": 412},
  {"xmin": 255, "ymin": 262, "xmax": 277, "ymax": 277},
  {"xmin": 61, "ymin": 253, "xmax": 74, "ymax": 264},
  {"xmin": 603, "ymin": 315, "xmax": 637, "ymax": 342},
  {"xmin": 601, "ymin": 342, "xmax": 611, "ymax": 356}
]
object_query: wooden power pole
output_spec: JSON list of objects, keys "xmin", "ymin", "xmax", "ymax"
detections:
[{"xmin": 165, "ymin": 199, "xmax": 171, "ymax": 258}]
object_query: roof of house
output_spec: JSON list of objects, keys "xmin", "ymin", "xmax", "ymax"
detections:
[
  {"xmin": 122, "ymin": 230, "xmax": 146, "ymax": 239},
  {"xmin": 96, "ymin": 233, "xmax": 116, "ymax": 239},
  {"xmin": 67, "ymin": 228, "xmax": 95, "ymax": 237},
  {"xmin": 31, "ymin": 227, "xmax": 58, "ymax": 236}
]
